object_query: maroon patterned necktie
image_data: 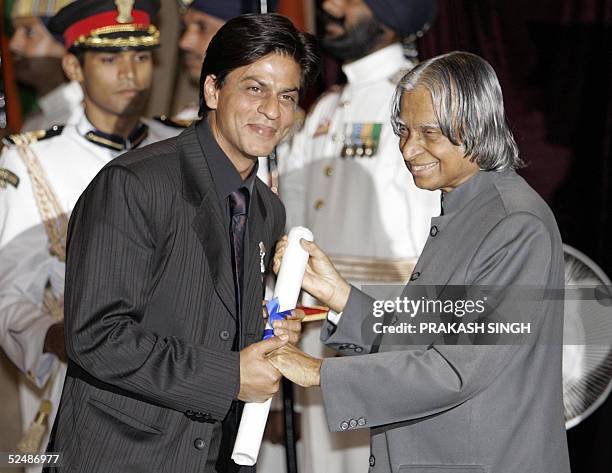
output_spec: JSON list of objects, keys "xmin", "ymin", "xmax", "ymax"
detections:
[{"xmin": 229, "ymin": 188, "xmax": 249, "ymax": 348}]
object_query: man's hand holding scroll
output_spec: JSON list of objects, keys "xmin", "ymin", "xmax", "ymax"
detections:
[{"xmin": 272, "ymin": 235, "xmax": 351, "ymax": 314}]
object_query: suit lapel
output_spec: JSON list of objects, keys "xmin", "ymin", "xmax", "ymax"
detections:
[{"xmin": 178, "ymin": 126, "xmax": 237, "ymax": 320}]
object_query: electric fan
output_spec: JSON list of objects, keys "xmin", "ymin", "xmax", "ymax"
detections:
[{"xmin": 562, "ymin": 244, "xmax": 612, "ymax": 429}]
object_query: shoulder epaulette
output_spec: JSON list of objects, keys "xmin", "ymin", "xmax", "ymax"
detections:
[
  {"xmin": 154, "ymin": 115, "xmax": 193, "ymax": 129},
  {"xmin": 0, "ymin": 168, "xmax": 19, "ymax": 189},
  {"xmin": 3, "ymin": 124, "xmax": 65, "ymax": 146}
]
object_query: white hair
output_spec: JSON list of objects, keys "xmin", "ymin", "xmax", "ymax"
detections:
[{"xmin": 391, "ymin": 51, "xmax": 524, "ymax": 171}]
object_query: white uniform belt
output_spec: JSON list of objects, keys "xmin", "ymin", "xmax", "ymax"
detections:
[{"xmin": 330, "ymin": 255, "xmax": 418, "ymax": 283}]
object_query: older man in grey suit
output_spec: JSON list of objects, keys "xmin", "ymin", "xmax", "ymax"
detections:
[{"xmin": 269, "ymin": 52, "xmax": 570, "ymax": 473}]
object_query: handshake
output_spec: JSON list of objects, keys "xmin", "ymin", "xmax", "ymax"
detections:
[{"xmin": 237, "ymin": 236, "xmax": 352, "ymax": 403}]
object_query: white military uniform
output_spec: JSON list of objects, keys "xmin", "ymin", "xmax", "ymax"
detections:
[
  {"xmin": 277, "ymin": 43, "xmax": 441, "ymax": 473},
  {"xmin": 21, "ymin": 81, "xmax": 83, "ymax": 133},
  {"xmin": 0, "ymin": 105, "xmax": 180, "ymax": 471}
]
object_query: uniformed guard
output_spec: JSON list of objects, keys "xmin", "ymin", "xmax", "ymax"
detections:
[
  {"xmin": 9, "ymin": 0, "xmax": 83, "ymax": 131},
  {"xmin": 174, "ymin": 0, "xmax": 280, "ymax": 189},
  {"xmin": 0, "ymin": 1, "xmax": 180, "ymax": 466},
  {"xmin": 176, "ymin": 0, "xmax": 279, "ymax": 99},
  {"xmin": 277, "ymin": 1, "xmax": 441, "ymax": 472}
]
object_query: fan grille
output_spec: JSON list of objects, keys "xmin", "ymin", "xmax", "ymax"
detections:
[{"xmin": 563, "ymin": 244, "xmax": 612, "ymax": 429}]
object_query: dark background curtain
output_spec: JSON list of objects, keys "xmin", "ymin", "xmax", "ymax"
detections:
[{"xmin": 417, "ymin": 1, "xmax": 612, "ymax": 471}]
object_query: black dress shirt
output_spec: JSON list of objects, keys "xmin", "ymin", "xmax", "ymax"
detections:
[{"xmin": 195, "ymin": 119, "xmax": 257, "ymax": 225}]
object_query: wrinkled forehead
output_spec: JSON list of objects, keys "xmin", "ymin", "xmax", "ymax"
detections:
[{"xmin": 399, "ymin": 86, "xmax": 438, "ymax": 124}]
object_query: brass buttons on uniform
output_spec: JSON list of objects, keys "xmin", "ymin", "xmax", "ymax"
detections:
[
  {"xmin": 324, "ymin": 166, "xmax": 334, "ymax": 177},
  {"xmin": 314, "ymin": 199, "xmax": 325, "ymax": 210}
]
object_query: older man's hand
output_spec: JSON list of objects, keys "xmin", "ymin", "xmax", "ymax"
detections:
[
  {"xmin": 266, "ymin": 343, "xmax": 322, "ymax": 388},
  {"xmin": 273, "ymin": 236, "xmax": 351, "ymax": 313},
  {"xmin": 263, "ymin": 302, "xmax": 305, "ymax": 344},
  {"xmin": 273, "ymin": 309, "xmax": 305, "ymax": 344}
]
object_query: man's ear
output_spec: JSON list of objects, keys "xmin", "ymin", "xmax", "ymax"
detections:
[
  {"xmin": 203, "ymin": 75, "xmax": 219, "ymax": 111},
  {"xmin": 62, "ymin": 53, "xmax": 84, "ymax": 82},
  {"xmin": 377, "ymin": 21, "xmax": 399, "ymax": 49}
]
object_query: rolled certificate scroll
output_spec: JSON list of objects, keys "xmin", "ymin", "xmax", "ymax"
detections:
[{"xmin": 231, "ymin": 226, "xmax": 314, "ymax": 466}]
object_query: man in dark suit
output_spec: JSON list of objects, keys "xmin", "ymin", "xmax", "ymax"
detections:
[{"xmin": 47, "ymin": 12, "xmax": 319, "ymax": 473}]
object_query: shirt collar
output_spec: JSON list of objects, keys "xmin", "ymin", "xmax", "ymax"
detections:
[
  {"xmin": 440, "ymin": 170, "xmax": 502, "ymax": 215},
  {"xmin": 75, "ymin": 107, "xmax": 149, "ymax": 151},
  {"xmin": 342, "ymin": 43, "xmax": 412, "ymax": 85},
  {"xmin": 195, "ymin": 119, "xmax": 257, "ymax": 204}
]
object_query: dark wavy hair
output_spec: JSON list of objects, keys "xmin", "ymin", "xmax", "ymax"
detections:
[{"xmin": 198, "ymin": 13, "xmax": 320, "ymax": 116}]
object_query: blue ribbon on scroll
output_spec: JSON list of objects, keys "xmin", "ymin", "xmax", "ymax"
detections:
[{"xmin": 263, "ymin": 297, "xmax": 293, "ymax": 340}]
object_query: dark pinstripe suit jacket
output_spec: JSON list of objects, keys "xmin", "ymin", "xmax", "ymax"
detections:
[{"xmin": 47, "ymin": 125, "xmax": 285, "ymax": 472}]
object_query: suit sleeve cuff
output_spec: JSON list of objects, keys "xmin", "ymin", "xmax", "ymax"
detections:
[
  {"xmin": 320, "ymin": 286, "xmax": 377, "ymax": 352},
  {"xmin": 327, "ymin": 309, "xmax": 342, "ymax": 325},
  {"xmin": 192, "ymin": 348, "xmax": 241, "ymax": 421}
]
